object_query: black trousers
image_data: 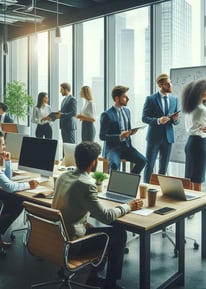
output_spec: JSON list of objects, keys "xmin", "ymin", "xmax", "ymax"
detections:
[
  {"xmin": 86, "ymin": 225, "xmax": 127, "ymax": 281},
  {"xmin": 0, "ymin": 191, "xmax": 23, "ymax": 235},
  {"xmin": 35, "ymin": 123, "xmax": 52, "ymax": 139}
]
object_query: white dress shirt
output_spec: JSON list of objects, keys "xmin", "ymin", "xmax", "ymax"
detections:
[{"xmin": 185, "ymin": 103, "xmax": 206, "ymax": 138}]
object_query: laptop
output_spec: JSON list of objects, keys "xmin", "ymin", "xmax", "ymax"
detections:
[
  {"xmin": 98, "ymin": 170, "xmax": 140, "ymax": 203},
  {"xmin": 158, "ymin": 175, "xmax": 200, "ymax": 201}
]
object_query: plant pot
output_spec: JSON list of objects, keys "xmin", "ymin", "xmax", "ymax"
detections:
[{"xmin": 96, "ymin": 182, "xmax": 103, "ymax": 192}]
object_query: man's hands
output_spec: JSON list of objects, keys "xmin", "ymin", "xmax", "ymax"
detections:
[
  {"xmin": 0, "ymin": 151, "xmax": 11, "ymax": 161},
  {"xmin": 29, "ymin": 180, "xmax": 39, "ymax": 190},
  {"xmin": 128, "ymin": 199, "xmax": 143, "ymax": 211}
]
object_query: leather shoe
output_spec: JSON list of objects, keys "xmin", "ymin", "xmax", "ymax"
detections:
[{"xmin": 0, "ymin": 240, "xmax": 12, "ymax": 248}]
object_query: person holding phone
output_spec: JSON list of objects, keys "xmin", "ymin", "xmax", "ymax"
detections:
[{"xmin": 142, "ymin": 73, "xmax": 180, "ymax": 183}]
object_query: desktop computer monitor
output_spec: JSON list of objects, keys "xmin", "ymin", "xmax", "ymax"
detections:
[{"xmin": 18, "ymin": 136, "xmax": 58, "ymax": 181}]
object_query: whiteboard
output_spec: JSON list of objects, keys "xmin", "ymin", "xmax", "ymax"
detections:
[{"xmin": 170, "ymin": 66, "xmax": 206, "ymax": 163}]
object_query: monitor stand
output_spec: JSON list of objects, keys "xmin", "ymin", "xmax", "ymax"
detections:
[{"xmin": 34, "ymin": 175, "xmax": 50, "ymax": 184}]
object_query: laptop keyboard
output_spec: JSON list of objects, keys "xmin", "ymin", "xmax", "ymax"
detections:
[{"xmin": 106, "ymin": 192, "xmax": 132, "ymax": 203}]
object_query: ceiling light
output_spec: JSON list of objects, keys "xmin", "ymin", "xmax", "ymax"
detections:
[{"xmin": 55, "ymin": 0, "xmax": 61, "ymax": 44}]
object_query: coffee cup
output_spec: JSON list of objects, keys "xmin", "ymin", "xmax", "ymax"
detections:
[
  {"xmin": 147, "ymin": 188, "xmax": 158, "ymax": 207},
  {"xmin": 139, "ymin": 184, "xmax": 148, "ymax": 199}
]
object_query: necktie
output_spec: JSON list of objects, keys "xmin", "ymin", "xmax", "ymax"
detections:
[
  {"xmin": 164, "ymin": 96, "xmax": 168, "ymax": 116},
  {"xmin": 119, "ymin": 109, "xmax": 128, "ymax": 131}
]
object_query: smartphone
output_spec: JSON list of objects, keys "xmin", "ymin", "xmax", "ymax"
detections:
[
  {"xmin": 154, "ymin": 207, "xmax": 176, "ymax": 215},
  {"xmin": 167, "ymin": 110, "xmax": 181, "ymax": 118}
]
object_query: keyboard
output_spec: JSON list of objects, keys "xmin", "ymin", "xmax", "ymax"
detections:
[
  {"xmin": 11, "ymin": 175, "xmax": 31, "ymax": 181},
  {"xmin": 103, "ymin": 192, "xmax": 132, "ymax": 203},
  {"xmin": 34, "ymin": 177, "xmax": 49, "ymax": 184}
]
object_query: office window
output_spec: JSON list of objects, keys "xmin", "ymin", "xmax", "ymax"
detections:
[
  {"xmin": 37, "ymin": 32, "xmax": 48, "ymax": 92},
  {"xmin": 81, "ymin": 18, "xmax": 104, "ymax": 143},
  {"xmin": 114, "ymin": 8, "xmax": 150, "ymax": 155},
  {"xmin": 8, "ymin": 37, "xmax": 28, "ymax": 85}
]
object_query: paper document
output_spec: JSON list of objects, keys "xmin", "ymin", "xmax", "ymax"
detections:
[{"xmin": 132, "ymin": 208, "xmax": 154, "ymax": 216}]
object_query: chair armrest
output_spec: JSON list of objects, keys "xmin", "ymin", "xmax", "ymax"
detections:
[{"xmin": 69, "ymin": 232, "xmax": 109, "ymax": 245}]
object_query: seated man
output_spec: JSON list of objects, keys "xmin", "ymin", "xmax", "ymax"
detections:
[
  {"xmin": 100, "ymin": 85, "xmax": 146, "ymax": 174},
  {"xmin": 52, "ymin": 141, "xmax": 143, "ymax": 289},
  {"xmin": 0, "ymin": 132, "xmax": 39, "ymax": 247}
]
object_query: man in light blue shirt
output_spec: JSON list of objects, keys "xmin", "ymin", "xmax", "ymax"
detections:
[{"xmin": 0, "ymin": 132, "xmax": 39, "ymax": 248}]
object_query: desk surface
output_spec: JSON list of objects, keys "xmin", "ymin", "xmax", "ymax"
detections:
[{"xmin": 15, "ymin": 174, "xmax": 206, "ymax": 231}]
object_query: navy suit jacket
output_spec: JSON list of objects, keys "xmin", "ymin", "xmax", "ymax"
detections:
[
  {"xmin": 60, "ymin": 95, "xmax": 77, "ymax": 131},
  {"xmin": 2, "ymin": 114, "xmax": 14, "ymax": 123},
  {"xmin": 142, "ymin": 92, "xmax": 179, "ymax": 144},
  {"xmin": 100, "ymin": 106, "xmax": 132, "ymax": 157}
]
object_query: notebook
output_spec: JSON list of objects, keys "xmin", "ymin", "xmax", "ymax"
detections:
[
  {"xmin": 98, "ymin": 170, "xmax": 140, "ymax": 203},
  {"xmin": 158, "ymin": 175, "xmax": 200, "ymax": 201}
]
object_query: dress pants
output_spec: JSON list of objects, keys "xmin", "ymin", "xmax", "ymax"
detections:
[
  {"xmin": 107, "ymin": 142, "xmax": 146, "ymax": 174},
  {"xmin": 144, "ymin": 139, "xmax": 172, "ymax": 183},
  {"xmin": 86, "ymin": 225, "xmax": 127, "ymax": 281},
  {"xmin": 0, "ymin": 191, "xmax": 23, "ymax": 235}
]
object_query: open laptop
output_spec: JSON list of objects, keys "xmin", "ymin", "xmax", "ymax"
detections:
[
  {"xmin": 98, "ymin": 170, "xmax": 140, "ymax": 203},
  {"xmin": 158, "ymin": 175, "xmax": 200, "ymax": 201}
]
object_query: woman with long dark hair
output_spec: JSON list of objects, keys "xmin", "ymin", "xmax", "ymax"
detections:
[
  {"xmin": 31, "ymin": 92, "xmax": 52, "ymax": 139},
  {"xmin": 182, "ymin": 79, "xmax": 206, "ymax": 191}
]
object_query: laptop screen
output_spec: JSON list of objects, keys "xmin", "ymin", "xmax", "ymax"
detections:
[{"xmin": 107, "ymin": 170, "xmax": 140, "ymax": 198}]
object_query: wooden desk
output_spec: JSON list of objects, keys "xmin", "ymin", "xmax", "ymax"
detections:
[{"xmin": 15, "ymin": 181, "xmax": 206, "ymax": 289}]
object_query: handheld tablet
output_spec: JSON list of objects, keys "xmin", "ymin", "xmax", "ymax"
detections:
[
  {"xmin": 167, "ymin": 110, "xmax": 181, "ymax": 118},
  {"xmin": 131, "ymin": 125, "xmax": 147, "ymax": 133}
]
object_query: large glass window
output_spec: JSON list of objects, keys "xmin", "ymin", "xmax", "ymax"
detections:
[
  {"xmin": 114, "ymin": 8, "xmax": 150, "ymax": 156},
  {"xmin": 37, "ymin": 32, "xmax": 48, "ymax": 92},
  {"xmin": 81, "ymin": 18, "xmax": 104, "ymax": 143}
]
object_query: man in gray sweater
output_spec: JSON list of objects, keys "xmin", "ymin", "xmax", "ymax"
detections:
[{"xmin": 52, "ymin": 141, "xmax": 143, "ymax": 289}]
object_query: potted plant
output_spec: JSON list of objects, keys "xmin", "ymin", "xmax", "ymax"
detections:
[
  {"xmin": 4, "ymin": 80, "xmax": 34, "ymax": 124},
  {"xmin": 92, "ymin": 171, "xmax": 108, "ymax": 192}
]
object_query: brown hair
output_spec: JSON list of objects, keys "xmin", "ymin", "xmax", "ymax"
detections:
[
  {"xmin": 60, "ymin": 82, "xmax": 71, "ymax": 92},
  {"xmin": 111, "ymin": 85, "xmax": 129, "ymax": 101}
]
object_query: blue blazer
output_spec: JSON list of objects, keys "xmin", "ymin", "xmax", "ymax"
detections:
[
  {"xmin": 142, "ymin": 92, "xmax": 179, "ymax": 144},
  {"xmin": 2, "ymin": 114, "xmax": 14, "ymax": 123},
  {"xmin": 60, "ymin": 95, "xmax": 77, "ymax": 131},
  {"xmin": 100, "ymin": 106, "xmax": 132, "ymax": 157}
]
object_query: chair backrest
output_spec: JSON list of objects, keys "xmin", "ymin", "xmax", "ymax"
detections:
[
  {"xmin": 23, "ymin": 201, "xmax": 70, "ymax": 268},
  {"xmin": 149, "ymin": 173, "xmax": 192, "ymax": 190}
]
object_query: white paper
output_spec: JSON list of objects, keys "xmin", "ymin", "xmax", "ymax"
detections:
[{"xmin": 132, "ymin": 208, "xmax": 154, "ymax": 216}]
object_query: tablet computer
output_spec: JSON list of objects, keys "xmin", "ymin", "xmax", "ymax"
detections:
[{"xmin": 130, "ymin": 125, "xmax": 147, "ymax": 133}]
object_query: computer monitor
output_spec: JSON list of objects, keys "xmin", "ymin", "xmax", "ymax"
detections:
[
  {"xmin": 18, "ymin": 137, "xmax": 57, "ymax": 181},
  {"xmin": 5, "ymin": 132, "xmax": 29, "ymax": 159}
]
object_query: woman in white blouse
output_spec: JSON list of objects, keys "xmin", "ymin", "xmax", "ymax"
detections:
[
  {"xmin": 182, "ymin": 79, "xmax": 206, "ymax": 191},
  {"xmin": 76, "ymin": 86, "xmax": 96, "ymax": 141},
  {"xmin": 31, "ymin": 92, "xmax": 52, "ymax": 139}
]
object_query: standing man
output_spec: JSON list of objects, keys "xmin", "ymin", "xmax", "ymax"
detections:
[
  {"xmin": 52, "ymin": 141, "xmax": 143, "ymax": 289},
  {"xmin": 55, "ymin": 83, "xmax": 77, "ymax": 143},
  {"xmin": 142, "ymin": 73, "xmax": 180, "ymax": 183},
  {"xmin": 100, "ymin": 85, "xmax": 146, "ymax": 174}
]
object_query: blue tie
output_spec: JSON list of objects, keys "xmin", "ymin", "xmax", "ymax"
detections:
[{"xmin": 164, "ymin": 96, "xmax": 168, "ymax": 115}]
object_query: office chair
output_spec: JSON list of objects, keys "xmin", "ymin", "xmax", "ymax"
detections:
[
  {"xmin": 150, "ymin": 173, "xmax": 199, "ymax": 257},
  {"xmin": 23, "ymin": 201, "xmax": 109, "ymax": 289}
]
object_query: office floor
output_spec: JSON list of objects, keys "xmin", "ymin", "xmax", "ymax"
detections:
[{"xmin": 0, "ymin": 211, "xmax": 206, "ymax": 289}]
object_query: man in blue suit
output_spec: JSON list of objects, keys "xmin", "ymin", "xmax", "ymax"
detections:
[
  {"xmin": 142, "ymin": 74, "xmax": 180, "ymax": 183},
  {"xmin": 0, "ymin": 103, "xmax": 14, "ymax": 123},
  {"xmin": 55, "ymin": 83, "xmax": 77, "ymax": 144},
  {"xmin": 100, "ymin": 85, "xmax": 146, "ymax": 174}
]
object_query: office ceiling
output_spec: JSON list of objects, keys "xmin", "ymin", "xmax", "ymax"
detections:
[{"xmin": 0, "ymin": 0, "xmax": 169, "ymax": 40}]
